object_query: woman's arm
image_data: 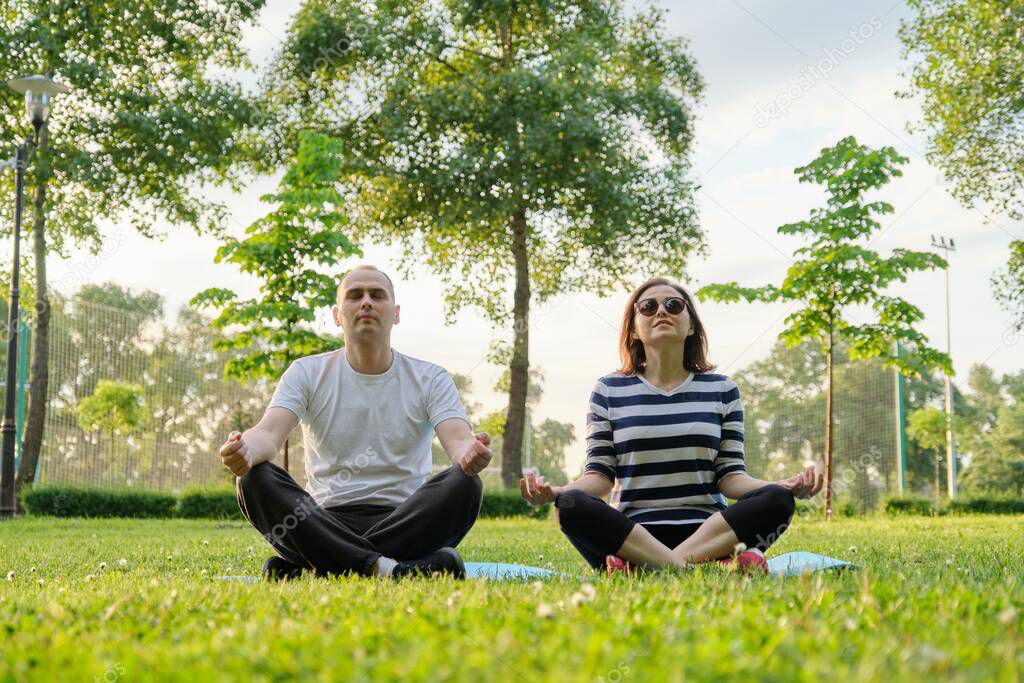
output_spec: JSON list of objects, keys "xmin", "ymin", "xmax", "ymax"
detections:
[
  {"xmin": 520, "ymin": 470, "xmax": 613, "ymax": 505},
  {"xmin": 718, "ymin": 467, "xmax": 824, "ymax": 500}
]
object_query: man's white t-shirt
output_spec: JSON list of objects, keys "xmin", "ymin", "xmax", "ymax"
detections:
[{"xmin": 268, "ymin": 348, "xmax": 470, "ymax": 508}]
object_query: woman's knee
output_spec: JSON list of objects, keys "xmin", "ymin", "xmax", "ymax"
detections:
[
  {"xmin": 554, "ymin": 489, "xmax": 597, "ymax": 533},
  {"xmin": 760, "ymin": 484, "xmax": 796, "ymax": 523}
]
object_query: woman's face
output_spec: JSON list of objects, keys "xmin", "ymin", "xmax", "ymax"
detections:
[{"xmin": 633, "ymin": 284, "xmax": 694, "ymax": 348}]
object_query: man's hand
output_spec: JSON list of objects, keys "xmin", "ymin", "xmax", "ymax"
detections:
[
  {"xmin": 458, "ymin": 432, "xmax": 492, "ymax": 476},
  {"xmin": 776, "ymin": 465, "xmax": 824, "ymax": 499},
  {"xmin": 219, "ymin": 431, "xmax": 251, "ymax": 477}
]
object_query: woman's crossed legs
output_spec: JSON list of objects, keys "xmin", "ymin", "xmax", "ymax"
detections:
[{"xmin": 555, "ymin": 484, "xmax": 795, "ymax": 570}]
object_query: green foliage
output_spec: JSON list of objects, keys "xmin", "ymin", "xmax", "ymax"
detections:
[
  {"xmin": 177, "ymin": 487, "xmax": 242, "ymax": 520},
  {"xmin": 75, "ymin": 380, "xmax": 145, "ymax": 435},
  {"xmin": 478, "ymin": 489, "xmax": 550, "ymax": 520},
  {"xmin": 19, "ymin": 485, "xmax": 176, "ymax": 518},
  {"xmin": 883, "ymin": 495, "xmax": 935, "ymax": 516},
  {"xmin": 192, "ymin": 130, "xmax": 359, "ymax": 382},
  {"xmin": 906, "ymin": 407, "xmax": 955, "ymax": 454},
  {"xmin": 900, "ymin": 0, "xmax": 1024, "ymax": 220},
  {"xmin": 993, "ymin": 239, "xmax": 1024, "ymax": 331},
  {"xmin": 946, "ymin": 496, "xmax": 1024, "ymax": 515},
  {"xmin": 18, "ymin": 484, "xmax": 549, "ymax": 520},
  {"xmin": 900, "ymin": 1, "xmax": 1024, "ymax": 330},
  {"xmin": 0, "ymin": 0, "xmax": 266, "ymax": 247},
  {"xmin": 259, "ymin": 0, "xmax": 706, "ymax": 484},
  {"xmin": 698, "ymin": 136, "xmax": 950, "ymax": 378}
]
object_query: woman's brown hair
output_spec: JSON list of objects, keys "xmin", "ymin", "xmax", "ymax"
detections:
[{"xmin": 617, "ymin": 277, "xmax": 716, "ymax": 375}]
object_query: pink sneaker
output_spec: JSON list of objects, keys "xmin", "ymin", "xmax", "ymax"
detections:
[
  {"xmin": 605, "ymin": 555, "xmax": 635, "ymax": 576},
  {"xmin": 716, "ymin": 548, "xmax": 768, "ymax": 574}
]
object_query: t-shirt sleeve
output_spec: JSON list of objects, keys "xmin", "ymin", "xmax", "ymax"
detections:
[
  {"xmin": 584, "ymin": 380, "xmax": 617, "ymax": 483},
  {"xmin": 714, "ymin": 378, "xmax": 747, "ymax": 483},
  {"xmin": 427, "ymin": 369, "xmax": 470, "ymax": 428},
  {"xmin": 269, "ymin": 360, "xmax": 310, "ymax": 423}
]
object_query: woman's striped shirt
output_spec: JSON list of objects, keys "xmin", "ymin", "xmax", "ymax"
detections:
[{"xmin": 584, "ymin": 372, "xmax": 746, "ymax": 525}]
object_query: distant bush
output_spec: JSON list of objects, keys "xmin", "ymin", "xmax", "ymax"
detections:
[
  {"xmin": 20, "ymin": 485, "xmax": 176, "ymax": 518},
  {"xmin": 178, "ymin": 487, "xmax": 240, "ymax": 519},
  {"xmin": 945, "ymin": 496, "xmax": 1024, "ymax": 515},
  {"xmin": 20, "ymin": 484, "xmax": 550, "ymax": 520},
  {"xmin": 883, "ymin": 495, "xmax": 936, "ymax": 516},
  {"xmin": 478, "ymin": 489, "xmax": 549, "ymax": 519}
]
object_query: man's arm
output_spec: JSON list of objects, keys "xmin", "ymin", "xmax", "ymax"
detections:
[
  {"xmin": 219, "ymin": 407, "xmax": 299, "ymax": 477},
  {"xmin": 435, "ymin": 417, "xmax": 491, "ymax": 476}
]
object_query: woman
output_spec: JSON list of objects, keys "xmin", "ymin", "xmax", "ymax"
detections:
[{"xmin": 520, "ymin": 277, "xmax": 823, "ymax": 573}]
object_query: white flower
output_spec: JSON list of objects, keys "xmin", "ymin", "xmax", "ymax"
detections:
[
  {"xmin": 5, "ymin": 571, "xmax": 13, "ymax": 581},
  {"xmin": 536, "ymin": 603, "xmax": 554, "ymax": 619},
  {"xmin": 84, "ymin": 574, "xmax": 95, "ymax": 582},
  {"xmin": 98, "ymin": 562, "xmax": 107, "ymax": 570},
  {"xmin": 37, "ymin": 578, "xmax": 44, "ymax": 586},
  {"xmin": 118, "ymin": 559, "xmax": 128, "ymax": 567},
  {"xmin": 581, "ymin": 583, "xmax": 597, "ymax": 599}
]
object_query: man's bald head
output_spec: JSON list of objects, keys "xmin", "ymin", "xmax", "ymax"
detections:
[{"xmin": 337, "ymin": 265, "xmax": 395, "ymax": 302}]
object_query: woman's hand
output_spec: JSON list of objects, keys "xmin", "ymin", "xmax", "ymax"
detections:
[
  {"xmin": 776, "ymin": 465, "xmax": 824, "ymax": 499},
  {"xmin": 519, "ymin": 470, "xmax": 564, "ymax": 506}
]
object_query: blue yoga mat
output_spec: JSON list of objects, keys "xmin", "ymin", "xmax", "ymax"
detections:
[{"xmin": 214, "ymin": 552, "xmax": 852, "ymax": 583}]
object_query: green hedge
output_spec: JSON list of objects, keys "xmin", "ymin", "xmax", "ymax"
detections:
[
  {"xmin": 945, "ymin": 496, "xmax": 1024, "ymax": 515},
  {"xmin": 20, "ymin": 485, "xmax": 177, "ymax": 519},
  {"xmin": 178, "ymin": 487, "xmax": 242, "ymax": 519},
  {"xmin": 20, "ymin": 484, "xmax": 550, "ymax": 520},
  {"xmin": 883, "ymin": 495, "xmax": 937, "ymax": 515},
  {"xmin": 478, "ymin": 488, "xmax": 550, "ymax": 519}
]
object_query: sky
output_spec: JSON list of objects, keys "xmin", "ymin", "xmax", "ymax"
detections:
[{"xmin": 33, "ymin": 0, "xmax": 1024, "ymax": 475}]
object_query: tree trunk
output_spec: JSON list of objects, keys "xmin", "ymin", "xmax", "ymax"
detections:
[
  {"xmin": 501, "ymin": 209, "xmax": 530, "ymax": 488},
  {"xmin": 823, "ymin": 327, "xmax": 834, "ymax": 519},
  {"xmin": 15, "ymin": 125, "xmax": 51, "ymax": 501}
]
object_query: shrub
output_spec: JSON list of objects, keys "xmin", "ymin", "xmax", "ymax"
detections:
[
  {"xmin": 20, "ymin": 485, "xmax": 176, "ymax": 518},
  {"xmin": 479, "ymin": 489, "xmax": 549, "ymax": 519},
  {"xmin": 945, "ymin": 496, "xmax": 1024, "ymax": 515},
  {"xmin": 178, "ymin": 487, "xmax": 240, "ymax": 519},
  {"xmin": 883, "ymin": 495, "xmax": 936, "ymax": 516}
]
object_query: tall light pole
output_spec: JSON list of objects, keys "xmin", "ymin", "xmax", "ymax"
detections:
[
  {"xmin": 930, "ymin": 234, "xmax": 957, "ymax": 499},
  {"xmin": 0, "ymin": 75, "xmax": 69, "ymax": 519}
]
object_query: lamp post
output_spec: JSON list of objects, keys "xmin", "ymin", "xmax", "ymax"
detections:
[
  {"xmin": 930, "ymin": 234, "xmax": 957, "ymax": 500},
  {"xmin": 0, "ymin": 75, "xmax": 68, "ymax": 519}
]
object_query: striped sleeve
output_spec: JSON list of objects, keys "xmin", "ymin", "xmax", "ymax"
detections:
[
  {"xmin": 584, "ymin": 380, "xmax": 617, "ymax": 482},
  {"xmin": 714, "ymin": 379, "xmax": 746, "ymax": 482}
]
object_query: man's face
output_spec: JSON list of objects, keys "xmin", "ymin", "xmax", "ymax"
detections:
[{"xmin": 333, "ymin": 270, "xmax": 400, "ymax": 342}]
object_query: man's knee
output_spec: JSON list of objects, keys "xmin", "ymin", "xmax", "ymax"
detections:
[
  {"xmin": 237, "ymin": 462, "xmax": 278, "ymax": 498},
  {"xmin": 444, "ymin": 465, "xmax": 484, "ymax": 502}
]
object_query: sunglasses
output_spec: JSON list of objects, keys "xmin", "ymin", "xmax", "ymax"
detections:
[{"xmin": 635, "ymin": 296, "xmax": 687, "ymax": 317}]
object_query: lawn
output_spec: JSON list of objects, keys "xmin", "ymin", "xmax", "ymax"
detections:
[{"xmin": 0, "ymin": 514, "xmax": 1021, "ymax": 682}]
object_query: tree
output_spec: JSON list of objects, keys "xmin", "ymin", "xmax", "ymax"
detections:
[
  {"xmin": 698, "ymin": 136, "xmax": 951, "ymax": 517},
  {"xmin": 192, "ymin": 130, "xmax": 358, "ymax": 471},
  {"xmin": 907, "ymin": 407, "xmax": 970, "ymax": 508},
  {"xmin": 75, "ymin": 380, "xmax": 145, "ymax": 485},
  {"xmin": 2, "ymin": 0, "xmax": 267, "ymax": 495},
  {"xmin": 259, "ymin": 0, "xmax": 705, "ymax": 486},
  {"xmin": 899, "ymin": 0, "xmax": 1024, "ymax": 329}
]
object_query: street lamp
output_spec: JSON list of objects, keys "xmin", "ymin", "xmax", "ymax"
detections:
[{"xmin": 0, "ymin": 75, "xmax": 69, "ymax": 519}]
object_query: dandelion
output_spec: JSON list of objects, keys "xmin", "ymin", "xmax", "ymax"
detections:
[
  {"xmin": 998, "ymin": 607, "xmax": 1018, "ymax": 626},
  {"xmin": 29, "ymin": 566, "xmax": 36, "ymax": 573},
  {"xmin": 536, "ymin": 603, "xmax": 554, "ymax": 619},
  {"xmin": 847, "ymin": 546, "xmax": 857, "ymax": 554},
  {"xmin": 581, "ymin": 583, "xmax": 597, "ymax": 599},
  {"xmin": 569, "ymin": 591, "xmax": 589, "ymax": 607},
  {"xmin": 5, "ymin": 571, "xmax": 13, "ymax": 581},
  {"xmin": 98, "ymin": 562, "xmax": 107, "ymax": 570},
  {"xmin": 118, "ymin": 559, "xmax": 128, "ymax": 567},
  {"xmin": 84, "ymin": 574, "xmax": 95, "ymax": 582},
  {"xmin": 37, "ymin": 578, "xmax": 45, "ymax": 586},
  {"xmin": 202, "ymin": 540, "xmax": 209, "ymax": 546}
]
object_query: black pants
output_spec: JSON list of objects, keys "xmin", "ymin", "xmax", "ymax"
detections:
[
  {"xmin": 236, "ymin": 462, "xmax": 483, "ymax": 576},
  {"xmin": 555, "ymin": 484, "xmax": 796, "ymax": 569}
]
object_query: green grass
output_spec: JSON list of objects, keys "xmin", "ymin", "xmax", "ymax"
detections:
[{"xmin": 0, "ymin": 515, "xmax": 1021, "ymax": 682}]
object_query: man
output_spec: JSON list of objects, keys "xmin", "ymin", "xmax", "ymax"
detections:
[{"xmin": 219, "ymin": 265, "xmax": 491, "ymax": 580}]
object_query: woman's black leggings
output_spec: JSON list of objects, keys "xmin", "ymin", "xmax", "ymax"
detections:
[{"xmin": 554, "ymin": 484, "xmax": 796, "ymax": 569}]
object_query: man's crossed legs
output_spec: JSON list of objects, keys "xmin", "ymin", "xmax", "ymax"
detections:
[{"xmin": 236, "ymin": 462, "xmax": 483, "ymax": 579}]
